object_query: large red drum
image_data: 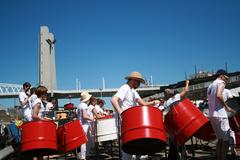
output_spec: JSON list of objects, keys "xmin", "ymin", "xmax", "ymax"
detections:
[
  {"xmin": 21, "ymin": 120, "xmax": 57, "ymax": 156},
  {"xmin": 194, "ymin": 120, "xmax": 216, "ymax": 141},
  {"xmin": 57, "ymin": 120, "xmax": 87, "ymax": 153},
  {"xmin": 165, "ymin": 98, "xmax": 209, "ymax": 146},
  {"xmin": 229, "ymin": 113, "xmax": 240, "ymax": 132},
  {"xmin": 121, "ymin": 106, "xmax": 167, "ymax": 155}
]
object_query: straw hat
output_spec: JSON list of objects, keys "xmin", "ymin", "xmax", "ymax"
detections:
[
  {"xmin": 80, "ymin": 91, "xmax": 92, "ymax": 102},
  {"xmin": 125, "ymin": 71, "xmax": 145, "ymax": 84}
]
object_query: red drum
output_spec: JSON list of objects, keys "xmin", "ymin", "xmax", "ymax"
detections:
[
  {"xmin": 165, "ymin": 98, "xmax": 209, "ymax": 146},
  {"xmin": 21, "ymin": 120, "xmax": 57, "ymax": 156},
  {"xmin": 194, "ymin": 120, "xmax": 216, "ymax": 141},
  {"xmin": 235, "ymin": 132, "xmax": 240, "ymax": 148},
  {"xmin": 229, "ymin": 113, "xmax": 240, "ymax": 132},
  {"xmin": 121, "ymin": 106, "xmax": 167, "ymax": 155},
  {"xmin": 98, "ymin": 115, "xmax": 113, "ymax": 119},
  {"xmin": 57, "ymin": 120, "xmax": 87, "ymax": 153}
]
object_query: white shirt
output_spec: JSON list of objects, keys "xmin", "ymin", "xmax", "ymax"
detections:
[
  {"xmin": 87, "ymin": 104, "xmax": 95, "ymax": 122},
  {"xmin": 114, "ymin": 84, "xmax": 141, "ymax": 111},
  {"xmin": 223, "ymin": 89, "xmax": 233, "ymax": 102},
  {"xmin": 162, "ymin": 93, "xmax": 181, "ymax": 115},
  {"xmin": 95, "ymin": 105, "xmax": 103, "ymax": 113},
  {"xmin": 46, "ymin": 102, "xmax": 54, "ymax": 111},
  {"xmin": 32, "ymin": 98, "xmax": 45, "ymax": 119},
  {"xmin": 164, "ymin": 93, "xmax": 181, "ymax": 108},
  {"xmin": 19, "ymin": 91, "xmax": 32, "ymax": 121},
  {"xmin": 28, "ymin": 94, "xmax": 38, "ymax": 110},
  {"xmin": 77, "ymin": 102, "xmax": 92, "ymax": 125},
  {"xmin": 207, "ymin": 79, "xmax": 227, "ymax": 118}
]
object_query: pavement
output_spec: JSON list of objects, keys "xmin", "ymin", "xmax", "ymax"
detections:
[
  {"xmin": 46, "ymin": 137, "xmax": 240, "ymax": 160},
  {"xmin": 5, "ymin": 137, "xmax": 240, "ymax": 160}
]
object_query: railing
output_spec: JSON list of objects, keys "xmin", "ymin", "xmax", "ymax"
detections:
[{"xmin": 0, "ymin": 83, "xmax": 22, "ymax": 94}]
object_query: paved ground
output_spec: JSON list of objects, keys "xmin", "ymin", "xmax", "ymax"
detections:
[{"xmin": 5, "ymin": 137, "xmax": 240, "ymax": 160}]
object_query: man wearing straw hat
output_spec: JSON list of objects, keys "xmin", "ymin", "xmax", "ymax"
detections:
[{"xmin": 111, "ymin": 71, "xmax": 159, "ymax": 160}]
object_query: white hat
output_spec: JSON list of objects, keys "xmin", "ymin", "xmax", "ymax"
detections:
[
  {"xmin": 125, "ymin": 71, "xmax": 145, "ymax": 84},
  {"xmin": 80, "ymin": 91, "xmax": 92, "ymax": 102}
]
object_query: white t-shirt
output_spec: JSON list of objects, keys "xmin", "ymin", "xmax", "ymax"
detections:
[
  {"xmin": 32, "ymin": 98, "xmax": 45, "ymax": 119},
  {"xmin": 28, "ymin": 94, "xmax": 38, "ymax": 110},
  {"xmin": 19, "ymin": 91, "xmax": 32, "ymax": 121},
  {"xmin": 223, "ymin": 89, "xmax": 233, "ymax": 102},
  {"xmin": 114, "ymin": 84, "xmax": 141, "ymax": 111},
  {"xmin": 164, "ymin": 93, "xmax": 181, "ymax": 108},
  {"xmin": 207, "ymin": 79, "xmax": 227, "ymax": 118},
  {"xmin": 95, "ymin": 105, "xmax": 103, "ymax": 113},
  {"xmin": 77, "ymin": 102, "xmax": 92, "ymax": 125},
  {"xmin": 162, "ymin": 93, "xmax": 181, "ymax": 115},
  {"xmin": 87, "ymin": 104, "xmax": 95, "ymax": 122},
  {"xmin": 46, "ymin": 102, "xmax": 54, "ymax": 111}
]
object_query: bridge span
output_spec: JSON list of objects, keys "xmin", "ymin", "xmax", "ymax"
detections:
[{"xmin": 0, "ymin": 84, "xmax": 161, "ymax": 99}]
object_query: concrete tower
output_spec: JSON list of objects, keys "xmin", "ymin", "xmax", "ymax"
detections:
[{"xmin": 39, "ymin": 26, "xmax": 57, "ymax": 92}]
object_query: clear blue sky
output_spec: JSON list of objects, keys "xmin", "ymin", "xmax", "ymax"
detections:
[{"xmin": 0, "ymin": 0, "xmax": 240, "ymax": 107}]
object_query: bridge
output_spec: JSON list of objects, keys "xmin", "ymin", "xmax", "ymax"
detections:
[{"xmin": 0, "ymin": 84, "xmax": 161, "ymax": 99}]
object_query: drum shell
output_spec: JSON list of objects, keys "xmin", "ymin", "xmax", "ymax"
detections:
[
  {"xmin": 121, "ymin": 106, "xmax": 167, "ymax": 155},
  {"xmin": 165, "ymin": 98, "xmax": 209, "ymax": 146},
  {"xmin": 194, "ymin": 120, "xmax": 216, "ymax": 141},
  {"xmin": 57, "ymin": 120, "xmax": 87, "ymax": 152},
  {"xmin": 95, "ymin": 117, "xmax": 117, "ymax": 142},
  {"xmin": 21, "ymin": 120, "xmax": 57, "ymax": 156},
  {"xmin": 227, "ymin": 97, "xmax": 240, "ymax": 117},
  {"xmin": 229, "ymin": 113, "xmax": 240, "ymax": 132}
]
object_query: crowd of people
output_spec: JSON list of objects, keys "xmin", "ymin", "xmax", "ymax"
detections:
[
  {"xmin": 17, "ymin": 83, "xmax": 112, "ymax": 160},
  {"xmin": 12, "ymin": 69, "xmax": 239, "ymax": 160}
]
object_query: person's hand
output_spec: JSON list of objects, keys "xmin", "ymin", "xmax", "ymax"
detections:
[
  {"xmin": 225, "ymin": 105, "xmax": 236, "ymax": 114},
  {"xmin": 154, "ymin": 100, "xmax": 160, "ymax": 105},
  {"xmin": 43, "ymin": 117, "xmax": 52, "ymax": 121}
]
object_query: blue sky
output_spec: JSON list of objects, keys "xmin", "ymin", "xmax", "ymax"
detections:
[{"xmin": 0, "ymin": 0, "xmax": 240, "ymax": 107}]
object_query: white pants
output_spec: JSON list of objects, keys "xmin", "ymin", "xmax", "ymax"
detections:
[
  {"xmin": 229, "ymin": 129, "xmax": 236, "ymax": 152},
  {"xmin": 80, "ymin": 124, "xmax": 90, "ymax": 159}
]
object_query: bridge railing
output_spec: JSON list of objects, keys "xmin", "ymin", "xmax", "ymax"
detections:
[{"xmin": 0, "ymin": 83, "xmax": 22, "ymax": 94}]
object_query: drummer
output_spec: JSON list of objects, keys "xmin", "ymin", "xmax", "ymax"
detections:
[
  {"xmin": 76, "ymin": 91, "xmax": 100, "ymax": 160},
  {"xmin": 111, "ymin": 71, "xmax": 159, "ymax": 160},
  {"xmin": 95, "ymin": 99, "xmax": 108, "ymax": 116},
  {"xmin": 18, "ymin": 82, "xmax": 31, "ymax": 122},
  {"xmin": 163, "ymin": 80, "xmax": 189, "ymax": 160},
  {"xmin": 207, "ymin": 69, "xmax": 236, "ymax": 160},
  {"xmin": 32, "ymin": 85, "xmax": 49, "ymax": 121}
]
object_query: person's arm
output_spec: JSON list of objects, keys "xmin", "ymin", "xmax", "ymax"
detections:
[
  {"xmin": 217, "ymin": 83, "xmax": 235, "ymax": 113},
  {"xmin": 136, "ymin": 98, "xmax": 158, "ymax": 106},
  {"xmin": 111, "ymin": 96, "xmax": 123, "ymax": 115},
  {"xmin": 32, "ymin": 103, "xmax": 41, "ymax": 120},
  {"xmin": 92, "ymin": 108, "xmax": 103, "ymax": 119},
  {"xmin": 19, "ymin": 93, "xmax": 29, "ymax": 108},
  {"xmin": 179, "ymin": 80, "xmax": 190, "ymax": 98}
]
